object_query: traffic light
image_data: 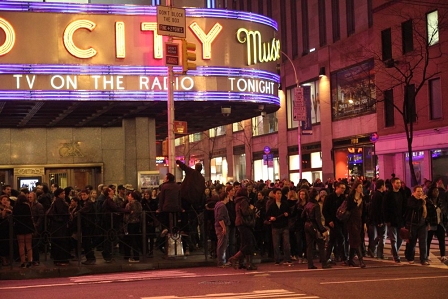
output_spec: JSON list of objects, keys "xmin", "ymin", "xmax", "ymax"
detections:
[{"xmin": 182, "ymin": 39, "xmax": 197, "ymax": 73}]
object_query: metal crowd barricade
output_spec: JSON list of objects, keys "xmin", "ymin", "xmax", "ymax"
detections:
[{"xmin": 0, "ymin": 206, "xmax": 212, "ymax": 269}]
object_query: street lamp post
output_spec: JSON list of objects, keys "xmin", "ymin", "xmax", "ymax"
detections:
[{"xmin": 281, "ymin": 51, "xmax": 302, "ymax": 181}]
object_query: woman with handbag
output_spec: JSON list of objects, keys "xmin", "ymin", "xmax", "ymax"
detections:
[
  {"xmin": 346, "ymin": 180, "xmax": 367, "ymax": 268},
  {"xmin": 404, "ymin": 185, "xmax": 429, "ymax": 265}
]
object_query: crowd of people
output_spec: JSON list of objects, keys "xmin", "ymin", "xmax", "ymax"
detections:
[
  {"xmin": 1, "ymin": 170, "xmax": 447, "ymax": 271},
  {"xmin": 205, "ymin": 174, "xmax": 447, "ymax": 269}
]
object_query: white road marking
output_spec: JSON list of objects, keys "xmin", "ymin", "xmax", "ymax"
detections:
[
  {"xmin": 71, "ymin": 270, "xmax": 200, "ymax": 283},
  {"xmin": 1, "ymin": 263, "xmax": 446, "ymax": 291},
  {"xmin": 320, "ymin": 275, "xmax": 448, "ymax": 284},
  {"xmin": 141, "ymin": 289, "xmax": 319, "ymax": 299}
]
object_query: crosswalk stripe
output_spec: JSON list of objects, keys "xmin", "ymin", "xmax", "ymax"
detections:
[
  {"xmin": 141, "ymin": 289, "xmax": 319, "ymax": 299},
  {"xmin": 70, "ymin": 270, "xmax": 199, "ymax": 283}
]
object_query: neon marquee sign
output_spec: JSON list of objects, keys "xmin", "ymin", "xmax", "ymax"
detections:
[{"xmin": 0, "ymin": 2, "xmax": 280, "ymax": 104}]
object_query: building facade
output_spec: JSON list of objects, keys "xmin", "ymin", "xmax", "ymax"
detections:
[
  {"xmin": 0, "ymin": 0, "xmax": 280, "ymax": 190},
  {"xmin": 2, "ymin": 0, "xmax": 448, "ymax": 189},
  {"xmin": 174, "ymin": 0, "xmax": 448, "ymax": 188}
]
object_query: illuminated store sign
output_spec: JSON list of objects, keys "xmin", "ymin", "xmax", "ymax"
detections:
[{"xmin": 0, "ymin": 2, "xmax": 280, "ymax": 104}]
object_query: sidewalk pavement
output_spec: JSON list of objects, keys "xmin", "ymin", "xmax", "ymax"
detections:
[
  {"xmin": 0, "ymin": 248, "xmax": 217, "ymax": 280},
  {"xmin": 1, "ymin": 240, "xmax": 447, "ymax": 280}
]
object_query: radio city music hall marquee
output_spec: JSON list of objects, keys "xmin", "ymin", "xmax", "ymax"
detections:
[{"xmin": 0, "ymin": 2, "xmax": 280, "ymax": 106}]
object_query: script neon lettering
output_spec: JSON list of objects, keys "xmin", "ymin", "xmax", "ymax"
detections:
[{"xmin": 236, "ymin": 28, "xmax": 280, "ymax": 66}]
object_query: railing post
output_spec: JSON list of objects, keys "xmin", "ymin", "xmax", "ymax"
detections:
[
  {"xmin": 8, "ymin": 215, "xmax": 13, "ymax": 270},
  {"xmin": 142, "ymin": 211, "xmax": 147, "ymax": 262},
  {"xmin": 77, "ymin": 212, "xmax": 82, "ymax": 266}
]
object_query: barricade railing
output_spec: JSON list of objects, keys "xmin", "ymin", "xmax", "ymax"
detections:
[{"xmin": 0, "ymin": 208, "xmax": 210, "ymax": 269}]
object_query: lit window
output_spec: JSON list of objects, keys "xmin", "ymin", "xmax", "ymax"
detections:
[
  {"xmin": 207, "ymin": 0, "xmax": 216, "ymax": 8},
  {"xmin": 232, "ymin": 122, "xmax": 244, "ymax": 132},
  {"xmin": 209, "ymin": 126, "xmax": 226, "ymax": 138},
  {"xmin": 427, "ymin": 10, "xmax": 439, "ymax": 46},
  {"xmin": 189, "ymin": 133, "xmax": 202, "ymax": 143}
]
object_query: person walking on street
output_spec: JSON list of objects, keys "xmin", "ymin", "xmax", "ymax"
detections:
[
  {"xmin": 266, "ymin": 188, "xmax": 292, "ymax": 266},
  {"xmin": 383, "ymin": 177, "xmax": 407, "ymax": 263},
  {"xmin": 323, "ymin": 182, "xmax": 348, "ymax": 264},
  {"xmin": 368, "ymin": 179, "xmax": 387, "ymax": 259},
  {"xmin": 302, "ymin": 188, "xmax": 331, "ymax": 269},
  {"xmin": 346, "ymin": 181, "xmax": 367, "ymax": 268},
  {"xmin": 405, "ymin": 185, "xmax": 429, "ymax": 265},
  {"xmin": 228, "ymin": 188, "xmax": 257, "ymax": 270},
  {"xmin": 425, "ymin": 186, "xmax": 447, "ymax": 263},
  {"xmin": 214, "ymin": 192, "xmax": 230, "ymax": 267}
]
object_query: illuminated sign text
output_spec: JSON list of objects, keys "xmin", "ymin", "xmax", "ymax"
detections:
[{"xmin": 236, "ymin": 28, "xmax": 281, "ymax": 66}]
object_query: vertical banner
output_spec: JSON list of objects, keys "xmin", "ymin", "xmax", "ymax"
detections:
[{"xmin": 301, "ymin": 85, "xmax": 313, "ymax": 135}]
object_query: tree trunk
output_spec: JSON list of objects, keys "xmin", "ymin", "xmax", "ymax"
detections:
[{"xmin": 407, "ymin": 144, "xmax": 418, "ymax": 187}]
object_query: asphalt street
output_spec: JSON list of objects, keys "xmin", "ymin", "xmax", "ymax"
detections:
[{"xmin": 1, "ymin": 256, "xmax": 447, "ymax": 299}]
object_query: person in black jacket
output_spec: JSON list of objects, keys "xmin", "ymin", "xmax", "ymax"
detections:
[
  {"xmin": 78, "ymin": 189, "xmax": 96, "ymax": 265},
  {"xmin": 425, "ymin": 186, "xmax": 447, "ymax": 263},
  {"xmin": 48, "ymin": 188, "xmax": 71, "ymax": 266},
  {"xmin": 254, "ymin": 191, "xmax": 268, "ymax": 257},
  {"xmin": 176, "ymin": 160, "xmax": 205, "ymax": 208},
  {"xmin": 141, "ymin": 188, "xmax": 159, "ymax": 257},
  {"xmin": 404, "ymin": 185, "xmax": 429, "ymax": 265},
  {"xmin": 368, "ymin": 179, "xmax": 387, "ymax": 259},
  {"xmin": 302, "ymin": 188, "xmax": 330, "ymax": 269},
  {"xmin": 101, "ymin": 187, "xmax": 128, "ymax": 262},
  {"xmin": 13, "ymin": 194, "xmax": 35, "ymax": 268},
  {"xmin": 225, "ymin": 185, "xmax": 238, "ymax": 259},
  {"xmin": 383, "ymin": 177, "xmax": 407, "ymax": 263},
  {"xmin": 346, "ymin": 181, "xmax": 367, "ymax": 268},
  {"xmin": 158, "ymin": 172, "xmax": 182, "ymax": 237},
  {"xmin": 228, "ymin": 188, "xmax": 257, "ymax": 270},
  {"xmin": 28, "ymin": 191, "xmax": 44, "ymax": 266},
  {"xmin": 266, "ymin": 188, "xmax": 292, "ymax": 265},
  {"xmin": 176, "ymin": 160, "xmax": 205, "ymax": 254},
  {"xmin": 323, "ymin": 182, "xmax": 347, "ymax": 264}
]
